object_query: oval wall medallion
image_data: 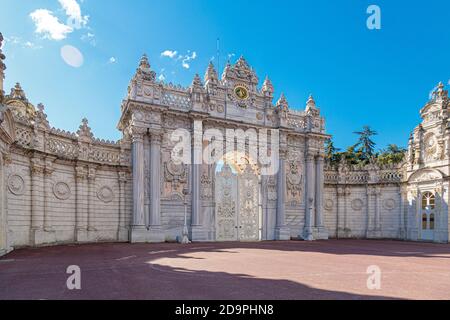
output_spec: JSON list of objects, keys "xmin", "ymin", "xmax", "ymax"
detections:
[
  {"xmin": 351, "ymin": 199, "xmax": 364, "ymax": 211},
  {"xmin": 53, "ymin": 182, "xmax": 71, "ymax": 200},
  {"xmin": 383, "ymin": 199, "xmax": 396, "ymax": 211},
  {"xmin": 97, "ymin": 186, "xmax": 114, "ymax": 203},
  {"xmin": 324, "ymin": 199, "xmax": 334, "ymax": 211},
  {"xmin": 8, "ymin": 174, "xmax": 25, "ymax": 196}
]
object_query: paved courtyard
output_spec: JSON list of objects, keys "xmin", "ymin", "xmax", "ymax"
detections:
[{"xmin": 0, "ymin": 240, "xmax": 449, "ymax": 300}]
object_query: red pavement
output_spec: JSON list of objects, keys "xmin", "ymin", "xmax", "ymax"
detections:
[{"xmin": 0, "ymin": 240, "xmax": 449, "ymax": 300}]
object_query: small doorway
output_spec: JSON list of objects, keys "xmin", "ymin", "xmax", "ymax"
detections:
[{"xmin": 421, "ymin": 192, "xmax": 435, "ymax": 241}]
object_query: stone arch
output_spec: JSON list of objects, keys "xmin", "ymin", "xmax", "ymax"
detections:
[{"xmin": 408, "ymin": 168, "xmax": 444, "ymax": 184}]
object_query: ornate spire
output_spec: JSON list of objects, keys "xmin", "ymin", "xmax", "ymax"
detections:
[
  {"xmin": 135, "ymin": 53, "xmax": 156, "ymax": 82},
  {"xmin": 77, "ymin": 118, "xmax": 94, "ymax": 141},
  {"xmin": 276, "ymin": 93, "xmax": 289, "ymax": 112},
  {"xmin": 262, "ymin": 76, "xmax": 274, "ymax": 96},
  {"xmin": 192, "ymin": 73, "xmax": 202, "ymax": 87},
  {"xmin": 432, "ymin": 81, "xmax": 448, "ymax": 102},
  {"xmin": 9, "ymin": 83, "xmax": 27, "ymax": 101},
  {"xmin": 204, "ymin": 61, "xmax": 218, "ymax": 84},
  {"xmin": 305, "ymin": 94, "xmax": 320, "ymax": 116},
  {"xmin": 35, "ymin": 103, "xmax": 49, "ymax": 128}
]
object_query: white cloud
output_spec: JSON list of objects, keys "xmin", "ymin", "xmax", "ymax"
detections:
[
  {"xmin": 30, "ymin": 9, "xmax": 73, "ymax": 40},
  {"xmin": 81, "ymin": 32, "xmax": 96, "ymax": 46},
  {"xmin": 181, "ymin": 51, "xmax": 197, "ymax": 69},
  {"xmin": 4, "ymin": 36, "xmax": 42, "ymax": 50},
  {"xmin": 161, "ymin": 50, "xmax": 178, "ymax": 58},
  {"xmin": 108, "ymin": 57, "xmax": 117, "ymax": 64},
  {"xmin": 58, "ymin": 0, "xmax": 89, "ymax": 29}
]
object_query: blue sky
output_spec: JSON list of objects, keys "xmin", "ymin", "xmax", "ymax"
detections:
[{"xmin": 0, "ymin": 0, "xmax": 449, "ymax": 151}]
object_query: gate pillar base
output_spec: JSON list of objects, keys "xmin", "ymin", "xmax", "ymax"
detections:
[
  {"xmin": 275, "ymin": 226, "xmax": 291, "ymax": 241},
  {"xmin": 191, "ymin": 226, "xmax": 208, "ymax": 242},
  {"xmin": 130, "ymin": 226, "xmax": 165, "ymax": 243},
  {"xmin": 313, "ymin": 227, "xmax": 329, "ymax": 240}
]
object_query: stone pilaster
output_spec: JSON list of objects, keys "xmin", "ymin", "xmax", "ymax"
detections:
[
  {"xmin": 87, "ymin": 166, "xmax": 97, "ymax": 232},
  {"xmin": 191, "ymin": 119, "xmax": 206, "ymax": 241},
  {"xmin": 303, "ymin": 153, "xmax": 315, "ymax": 240},
  {"xmin": 367, "ymin": 186, "xmax": 382, "ymax": 238},
  {"xmin": 148, "ymin": 131, "xmax": 164, "ymax": 242},
  {"xmin": 337, "ymin": 186, "xmax": 351, "ymax": 238},
  {"xmin": 75, "ymin": 165, "xmax": 89, "ymax": 242},
  {"xmin": 117, "ymin": 171, "xmax": 129, "ymax": 241},
  {"xmin": 30, "ymin": 156, "xmax": 53, "ymax": 245},
  {"xmin": 0, "ymin": 153, "xmax": 8, "ymax": 255},
  {"xmin": 314, "ymin": 154, "xmax": 328, "ymax": 239},
  {"xmin": 43, "ymin": 157, "xmax": 55, "ymax": 232},
  {"xmin": 275, "ymin": 148, "xmax": 290, "ymax": 240}
]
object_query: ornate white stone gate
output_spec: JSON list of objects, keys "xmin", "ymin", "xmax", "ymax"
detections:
[{"xmin": 215, "ymin": 163, "xmax": 260, "ymax": 242}]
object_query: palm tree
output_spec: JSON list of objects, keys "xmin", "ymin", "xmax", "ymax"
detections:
[{"xmin": 354, "ymin": 126, "xmax": 378, "ymax": 161}]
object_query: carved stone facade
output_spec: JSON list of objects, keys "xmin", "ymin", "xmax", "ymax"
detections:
[{"xmin": 0, "ymin": 34, "xmax": 449, "ymax": 255}]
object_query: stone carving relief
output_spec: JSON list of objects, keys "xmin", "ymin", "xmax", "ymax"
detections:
[
  {"xmin": 424, "ymin": 133, "xmax": 438, "ymax": 162},
  {"xmin": 97, "ymin": 186, "xmax": 114, "ymax": 203},
  {"xmin": 53, "ymin": 182, "xmax": 71, "ymax": 200},
  {"xmin": 351, "ymin": 198, "xmax": 364, "ymax": 211},
  {"xmin": 324, "ymin": 199, "xmax": 334, "ymax": 211},
  {"xmin": 267, "ymin": 175, "xmax": 277, "ymax": 201},
  {"xmin": 383, "ymin": 198, "xmax": 396, "ymax": 211},
  {"xmin": 286, "ymin": 160, "xmax": 303, "ymax": 206},
  {"xmin": 8, "ymin": 174, "xmax": 25, "ymax": 196},
  {"xmin": 164, "ymin": 160, "xmax": 188, "ymax": 198},
  {"xmin": 200, "ymin": 172, "xmax": 213, "ymax": 200}
]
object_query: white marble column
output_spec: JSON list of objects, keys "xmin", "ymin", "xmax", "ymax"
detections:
[
  {"xmin": 131, "ymin": 130, "xmax": 146, "ymax": 230},
  {"xmin": 87, "ymin": 166, "xmax": 96, "ymax": 232},
  {"xmin": 275, "ymin": 152, "xmax": 290, "ymax": 240},
  {"xmin": 315, "ymin": 155, "xmax": 324, "ymax": 227},
  {"xmin": 149, "ymin": 132, "xmax": 162, "ymax": 228},
  {"xmin": 314, "ymin": 154, "xmax": 328, "ymax": 239},
  {"xmin": 303, "ymin": 153, "xmax": 315, "ymax": 240}
]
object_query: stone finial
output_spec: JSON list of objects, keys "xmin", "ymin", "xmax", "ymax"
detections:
[
  {"xmin": 9, "ymin": 82, "xmax": 27, "ymax": 101},
  {"xmin": 35, "ymin": 103, "xmax": 49, "ymax": 128},
  {"xmin": 276, "ymin": 93, "xmax": 289, "ymax": 111},
  {"xmin": 77, "ymin": 117, "xmax": 94, "ymax": 140},
  {"xmin": 192, "ymin": 73, "xmax": 202, "ymax": 87},
  {"xmin": 433, "ymin": 81, "xmax": 448, "ymax": 100},
  {"xmin": 262, "ymin": 76, "xmax": 274, "ymax": 96},
  {"xmin": 204, "ymin": 61, "xmax": 218, "ymax": 84},
  {"xmin": 135, "ymin": 53, "xmax": 156, "ymax": 82}
]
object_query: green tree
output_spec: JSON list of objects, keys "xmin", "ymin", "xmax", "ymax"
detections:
[
  {"xmin": 377, "ymin": 144, "xmax": 406, "ymax": 165},
  {"xmin": 325, "ymin": 139, "xmax": 341, "ymax": 164},
  {"xmin": 353, "ymin": 126, "xmax": 378, "ymax": 162}
]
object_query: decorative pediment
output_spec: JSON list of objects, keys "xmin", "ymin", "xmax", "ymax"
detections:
[
  {"xmin": 222, "ymin": 56, "xmax": 259, "ymax": 88},
  {"xmin": 408, "ymin": 168, "xmax": 444, "ymax": 183}
]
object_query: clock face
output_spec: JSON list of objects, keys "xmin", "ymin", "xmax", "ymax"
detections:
[{"xmin": 234, "ymin": 86, "xmax": 249, "ymax": 100}]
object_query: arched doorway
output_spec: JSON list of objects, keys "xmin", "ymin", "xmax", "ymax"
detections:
[
  {"xmin": 420, "ymin": 191, "xmax": 435, "ymax": 241},
  {"xmin": 214, "ymin": 156, "xmax": 261, "ymax": 242}
]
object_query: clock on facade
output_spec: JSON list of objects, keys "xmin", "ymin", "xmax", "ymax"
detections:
[{"xmin": 234, "ymin": 86, "xmax": 249, "ymax": 100}]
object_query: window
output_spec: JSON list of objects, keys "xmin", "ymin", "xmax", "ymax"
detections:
[
  {"xmin": 430, "ymin": 214, "xmax": 435, "ymax": 230},
  {"xmin": 421, "ymin": 192, "xmax": 436, "ymax": 210},
  {"xmin": 422, "ymin": 213, "xmax": 428, "ymax": 230}
]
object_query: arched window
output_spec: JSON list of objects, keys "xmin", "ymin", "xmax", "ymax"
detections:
[
  {"xmin": 430, "ymin": 213, "xmax": 435, "ymax": 230},
  {"xmin": 421, "ymin": 192, "xmax": 436, "ymax": 210}
]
